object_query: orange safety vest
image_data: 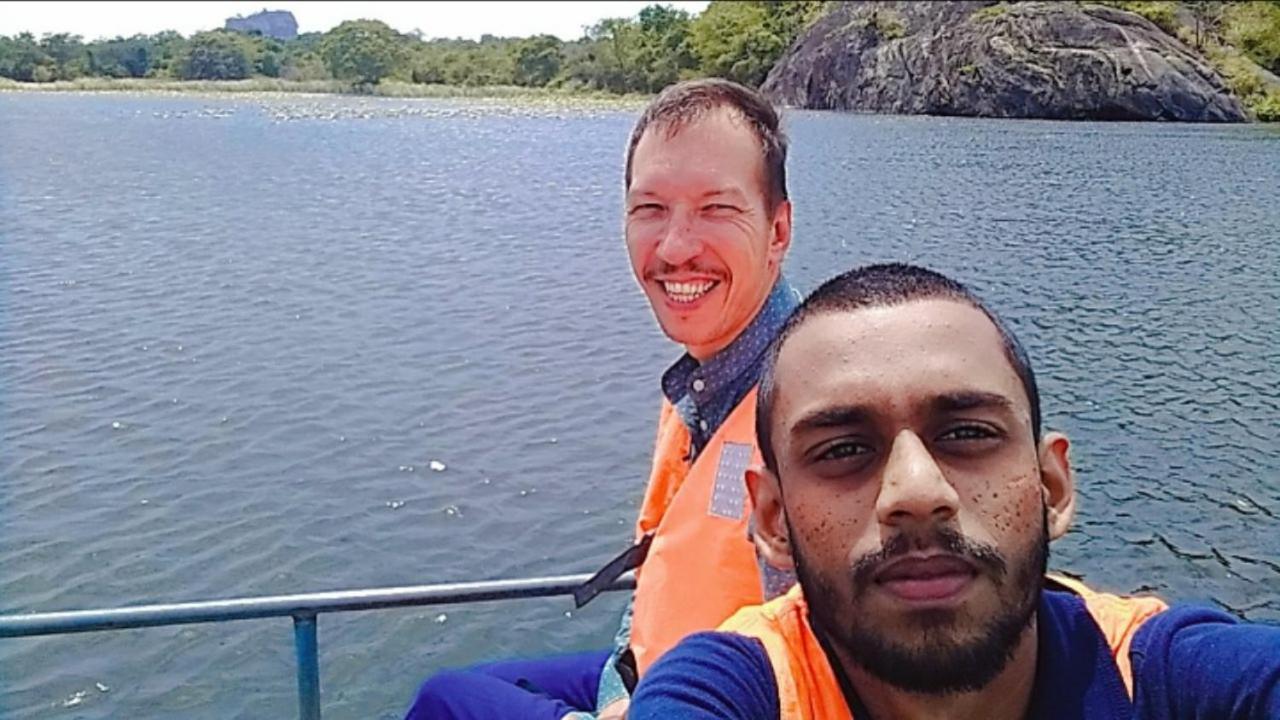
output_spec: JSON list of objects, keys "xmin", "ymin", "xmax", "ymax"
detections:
[
  {"xmin": 719, "ymin": 575, "xmax": 1169, "ymax": 720},
  {"xmin": 629, "ymin": 388, "xmax": 767, "ymax": 676}
]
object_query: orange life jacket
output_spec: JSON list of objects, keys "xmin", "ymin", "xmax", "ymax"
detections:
[
  {"xmin": 719, "ymin": 575, "xmax": 1169, "ymax": 719},
  {"xmin": 629, "ymin": 389, "xmax": 767, "ymax": 676}
]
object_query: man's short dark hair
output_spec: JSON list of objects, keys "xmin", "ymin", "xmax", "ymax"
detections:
[
  {"xmin": 757, "ymin": 263, "xmax": 1042, "ymax": 474},
  {"xmin": 624, "ymin": 78, "xmax": 789, "ymax": 213}
]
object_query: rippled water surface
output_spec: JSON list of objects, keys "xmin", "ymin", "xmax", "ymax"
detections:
[{"xmin": 1, "ymin": 93, "xmax": 1278, "ymax": 719}]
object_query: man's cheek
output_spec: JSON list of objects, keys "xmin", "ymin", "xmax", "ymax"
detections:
[
  {"xmin": 989, "ymin": 473, "xmax": 1043, "ymax": 537},
  {"xmin": 789, "ymin": 490, "xmax": 867, "ymax": 544},
  {"xmin": 790, "ymin": 496, "xmax": 870, "ymax": 575}
]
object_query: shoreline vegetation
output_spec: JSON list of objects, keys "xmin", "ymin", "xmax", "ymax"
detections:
[
  {"xmin": 2, "ymin": 1, "xmax": 1277, "ymax": 120},
  {"xmin": 0, "ymin": 76, "xmax": 651, "ymax": 105}
]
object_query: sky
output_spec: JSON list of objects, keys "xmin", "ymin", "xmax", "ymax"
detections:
[{"xmin": 0, "ymin": 1, "xmax": 710, "ymax": 42}]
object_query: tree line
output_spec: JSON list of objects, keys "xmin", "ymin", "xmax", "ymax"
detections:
[
  {"xmin": 0, "ymin": 2, "xmax": 830, "ymax": 91},
  {"xmin": 2, "ymin": 1, "xmax": 1275, "ymax": 105}
]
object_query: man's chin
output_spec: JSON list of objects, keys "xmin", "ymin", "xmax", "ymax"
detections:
[
  {"xmin": 838, "ymin": 590, "xmax": 1037, "ymax": 696},
  {"xmin": 844, "ymin": 617, "xmax": 1031, "ymax": 696},
  {"xmin": 653, "ymin": 316, "xmax": 713, "ymax": 348}
]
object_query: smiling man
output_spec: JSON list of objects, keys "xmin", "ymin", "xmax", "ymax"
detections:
[
  {"xmin": 630, "ymin": 263, "xmax": 1280, "ymax": 720},
  {"xmin": 407, "ymin": 79, "xmax": 802, "ymax": 720}
]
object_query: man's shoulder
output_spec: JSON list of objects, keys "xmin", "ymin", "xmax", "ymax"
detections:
[
  {"xmin": 657, "ymin": 630, "xmax": 773, "ymax": 668},
  {"xmin": 1131, "ymin": 601, "xmax": 1280, "ymax": 659},
  {"xmin": 1130, "ymin": 603, "xmax": 1280, "ymax": 719},
  {"xmin": 631, "ymin": 631, "xmax": 779, "ymax": 720}
]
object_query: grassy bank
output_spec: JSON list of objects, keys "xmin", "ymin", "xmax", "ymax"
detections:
[{"xmin": 0, "ymin": 76, "xmax": 650, "ymax": 106}]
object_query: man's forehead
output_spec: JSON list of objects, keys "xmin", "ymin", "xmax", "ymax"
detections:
[
  {"xmin": 773, "ymin": 300, "xmax": 1026, "ymax": 418},
  {"xmin": 641, "ymin": 105, "xmax": 750, "ymax": 143},
  {"xmin": 632, "ymin": 108, "xmax": 759, "ymax": 166},
  {"xmin": 632, "ymin": 113, "xmax": 764, "ymax": 197}
]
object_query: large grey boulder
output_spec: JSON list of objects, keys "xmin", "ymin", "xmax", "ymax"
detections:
[
  {"xmin": 225, "ymin": 10, "xmax": 299, "ymax": 41},
  {"xmin": 762, "ymin": 1, "xmax": 1247, "ymax": 121}
]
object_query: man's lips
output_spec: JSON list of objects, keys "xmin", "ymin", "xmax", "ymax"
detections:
[
  {"xmin": 649, "ymin": 276, "xmax": 721, "ymax": 305},
  {"xmin": 874, "ymin": 554, "xmax": 978, "ymax": 603}
]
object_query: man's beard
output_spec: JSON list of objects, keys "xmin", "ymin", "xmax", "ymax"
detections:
[{"xmin": 792, "ymin": 511, "xmax": 1048, "ymax": 696}]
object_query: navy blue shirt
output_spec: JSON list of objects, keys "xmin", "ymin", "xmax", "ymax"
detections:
[
  {"xmin": 661, "ymin": 278, "xmax": 801, "ymax": 460},
  {"xmin": 631, "ymin": 589, "xmax": 1280, "ymax": 719}
]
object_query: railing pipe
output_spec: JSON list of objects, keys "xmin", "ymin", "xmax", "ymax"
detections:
[
  {"xmin": 294, "ymin": 613, "xmax": 321, "ymax": 720},
  {"xmin": 0, "ymin": 572, "xmax": 635, "ymax": 720},
  {"xmin": 0, "ymin": 572, "xmax": 635, "ymax": 638}
]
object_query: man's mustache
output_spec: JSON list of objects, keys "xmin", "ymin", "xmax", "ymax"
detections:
[
  {"xmin": 644, "ymin": 261, "xmax": 723, "ymax": 279},
  {"xmin": 850, "ymin": 527, "xmax": 1008, "ymax": 589}
]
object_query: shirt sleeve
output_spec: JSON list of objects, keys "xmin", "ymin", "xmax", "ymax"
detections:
[
  {"xmin": 1130, "ymin": 604, "xmax": 1280, "ymax": 720},
  {"xmin": 630, "ymin": 631, "xmax": 780, "ymax": 720}
]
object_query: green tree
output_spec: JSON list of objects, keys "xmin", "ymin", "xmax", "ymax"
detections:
[
  {"xmin": 258, "ymin": 49, "xmax": 282, "ymax": 77},
  {"xmin": 86, "ymin": 35, "xmax": 160, "ymax": 78},
  {"xmin": 146, "ymin": 31, "xmax": 189, "ymax": 78},
  {"xmin": 179, "ymin": 31, "xmax": 251, "ymax": 80},
  {"xmin": 760, "ymin": 1, "xmax": 831, "ymax": 45},
  {"xmin": 116, "ymin": 36, "xmax": 153, "ymax": 77},
  {"xmin": 561, "ymin": 6, "xmax": 699, "ymax": 93},
  {"xmin": 511, "ymin": 34, "xmax": 563, "ymax": 86},
  {"xmin": 320, "ymin": 19, "xmax": 407, "ymax": 86},
  {"xmin": 280, "ymin": 50, "xmax": 329, "ymax": 81},
  {"xmin": 690, "ymin": 2, "xmax": 778, "ymax": 86},
  {"xmin": 280, "ymin": 33, "xmax": 330, "ymax": 80},
  {"xmin": 39, "ymin": 33, "xmax": 87, "ymax": 80},
  {"xmin": 1189, "ymin": 1, "xmax": 1226, "ymax": 49},
  {"xmin": 690, "ymin": 1, "xmax": 829, "ymax": 86},
  {"xmin": 1225, "ymin": 1, "xmax": 1280, "ymax": 75},
  {"xmin": 0, "ymin": 33, "xmax": 54, "ymax": 81},
  {"xmin": 634, "ymin": 4, "xmax": 698, "ymax": 90}
]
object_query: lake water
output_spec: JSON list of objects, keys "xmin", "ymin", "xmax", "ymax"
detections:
[{"xmin": 1, "ymin": 92, "xmax": 1277, "ymax": 719}]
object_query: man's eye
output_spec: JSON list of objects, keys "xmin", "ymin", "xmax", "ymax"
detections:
[
  {"xmin": 704, "ymin": 203, "xmax": 740, "ymax": 215},
  {"xmin": 938, "ymin": 425, "xmax": 998, "ymax": 442},
  {"xmin": 629, "ymin": 203, "xmax": 664, "ymax": 216},
  {"xmin": 817, "ymin": 441, "xmax": 872, "ymax": 461}
]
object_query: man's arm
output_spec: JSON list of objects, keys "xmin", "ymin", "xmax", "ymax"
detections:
[
  {"xmin": 1131, "ymin": 604, "xmax": 1280, "ymax": 719},
  {"xmin": 630, "ymin": 632, "xmax": 780, "ymax": 720}
]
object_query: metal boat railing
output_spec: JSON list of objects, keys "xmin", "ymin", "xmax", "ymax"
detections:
[{"xmin": 0, "ymin": 572, "xmax": 636, "ymax": 720}]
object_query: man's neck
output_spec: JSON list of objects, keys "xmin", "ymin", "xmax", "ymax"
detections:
[{"xmin": 836, "ymin": 619, "xmax": 1039, "ymax": 720}]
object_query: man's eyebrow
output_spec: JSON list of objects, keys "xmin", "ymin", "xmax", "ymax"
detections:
[
  {"xmin": 789, "ymin": 392, "xmax": 1014, "ymax": 435},
  {"xmin": 931, "ymin": 391, "xmax": 1016, "ymax": 414},
  {"xmin": 790, "ymin": 405, "xmax": 874, "ymax": 436},
  {"xmin": 702, "ymin": 187, "xmax": 747, "ymax": 200}
]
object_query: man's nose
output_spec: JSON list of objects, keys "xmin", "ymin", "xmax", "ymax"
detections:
[
  {"xmin": 875, "ymin": 430, "xmax": 961, "ymax": 528},
  {"xmin": 654, "ymin": 210, "xmax": 701, "ymax": 267}
]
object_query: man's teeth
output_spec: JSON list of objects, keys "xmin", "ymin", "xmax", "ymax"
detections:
[{"xmin": 663, "ymin": 281, "xmax": 716, "ymax": 303}]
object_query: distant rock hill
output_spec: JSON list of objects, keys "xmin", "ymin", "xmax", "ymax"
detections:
[
  {"xmin": 762, "ymin": 1, "xmax": 1246, "ymax": 122},
  {"xmin": 225, "ymin": 9, "xmax": 299, "ymax": 41}
]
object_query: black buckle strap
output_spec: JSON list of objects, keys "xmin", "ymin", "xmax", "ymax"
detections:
[{"xmin": 572, "ymin": 532, "xmax": 654, "ymax": 609}]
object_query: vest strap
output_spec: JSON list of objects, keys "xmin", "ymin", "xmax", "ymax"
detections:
[{"xmin": 573, "ymin": 532, "xmax": 654, "ymax": 608}]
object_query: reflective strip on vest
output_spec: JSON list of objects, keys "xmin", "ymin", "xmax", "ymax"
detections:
[
  {"xmin": 630, "ymin": 389, "xmax": 766, "ymax": 676},
  {"xmin": 720, "ymin": 576, "xmax": 1169, "ymax": 720}
]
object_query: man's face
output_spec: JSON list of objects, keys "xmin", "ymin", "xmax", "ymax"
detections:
[
  {"xmin": 625, "ymin": 108, "xmax": 791, "ymax": 360},
  {"xmin": 759, "ymin": 299, "xmax": 1070, "ymax": 694}
]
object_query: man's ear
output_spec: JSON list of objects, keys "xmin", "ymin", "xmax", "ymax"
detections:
[
  {"xmin": 1038, "ymin": 431, "xmax": 1076, "ymax": 540},
  {"xmin": 768, "ymin": 200, "xmax": 793, "ymax": 267},
  {"xmin": 747, "ymin": 465, "xmax": 794, "ymax": 570}
]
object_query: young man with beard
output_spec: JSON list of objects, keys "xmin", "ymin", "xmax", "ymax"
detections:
[
  {"xmin": 630, "ymin": 264, "xmax": 1280, "ymax": 719},
  {"xmin": 407, "ymin": 79, "xmax": 802, "ymax": 719}
]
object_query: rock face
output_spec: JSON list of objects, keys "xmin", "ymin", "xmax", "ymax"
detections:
[
  {"xmin": 225, "ymin": 10, "xmax": 299, "ymax": 41},
  {"xmin": 762, "ymin": 1, "xmax": 1246, "ymax": 121}
]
